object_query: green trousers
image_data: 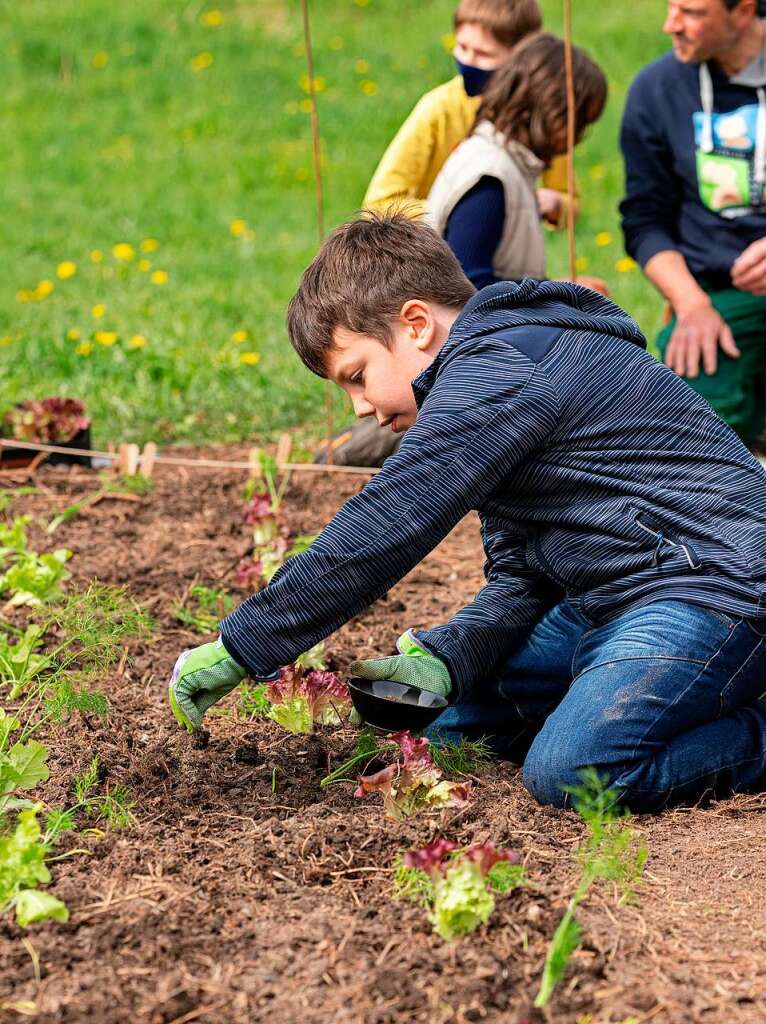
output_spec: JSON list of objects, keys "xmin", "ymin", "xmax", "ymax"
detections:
[{"xmin": 657, "ymin": 288, "xmax": 766, "ymax": 447}]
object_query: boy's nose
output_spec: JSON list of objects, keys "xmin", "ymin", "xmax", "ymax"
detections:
[{"xmin": 352, "ymin": 395, "xmax": 375, "ymax": 418}]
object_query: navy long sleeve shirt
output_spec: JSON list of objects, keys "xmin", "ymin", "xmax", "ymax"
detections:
[
  {"xmin": 444, "ymin": 176, "xmax": 506, "ymax": 289},
  {"xmin": 620, "ymin": 52, "xmax": 766, "ymax": 286},
  {"xmin": 221, "ymin": 280, "xmax": 766, "ymax": 699}
]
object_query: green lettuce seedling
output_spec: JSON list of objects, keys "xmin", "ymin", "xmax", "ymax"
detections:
[
  {"xmin": 402, "ymin": 839, "xmax": 523, "ymax": 940},
  {"xmin": 0, "ymin": 806, "xmax": 69, "ymax": 928},
  {"xmin": 0, "ymin": 549, "xmax": 72, "ymax": 606}
]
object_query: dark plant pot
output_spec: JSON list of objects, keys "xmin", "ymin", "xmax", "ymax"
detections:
[
  {"xmin": 348, "ymin": 677, "xmax": 449, "ymax": 733},
  {"xmin": 0, "ymin": 427, "xmax": 92, "ymax": 470}
]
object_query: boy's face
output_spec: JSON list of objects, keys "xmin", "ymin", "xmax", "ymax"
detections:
[
  {"xmin": 326, "ymin": 300, "xmax": 460, "ymax": 434},
  {"xmin": 453, "ymin": 22, "xmax": 514, "ymax": 70}
]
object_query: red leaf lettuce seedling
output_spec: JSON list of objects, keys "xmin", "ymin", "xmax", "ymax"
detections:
[
  {"xmin": 355, "ymin": 730, "xmax": 472, "ymax": 820},
  {"xmin": 402, "ymin": 838, "xmax": 523, "ymax": 940},
  {"xmin": 265, "ymin": 665, "xmax": 352, "ymax": 734}
]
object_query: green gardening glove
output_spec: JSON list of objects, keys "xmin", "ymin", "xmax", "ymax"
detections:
[
  {"xmin": 169, "ymin": 638, "xmax": 247, "ymax": 732},
  {"xmin": 349, "ymin": 629, "xmax": 452, "ymax": 699}
]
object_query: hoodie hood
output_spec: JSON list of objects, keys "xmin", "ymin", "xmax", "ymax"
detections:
[
  {"xmin": 452, "ymin": 277, "xmax": 644, "ymax": 352},
  {"xmin": 412, "ymin": 278, "xmax": 646, "ymax": 405}
]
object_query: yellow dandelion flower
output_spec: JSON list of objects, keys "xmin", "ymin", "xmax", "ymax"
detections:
[
  {"xmin": 354, "ymin": 59, "xmax": 370, "ymax": 74},
  {"xmin": 92, "ymin": 51, "xmax": 109, "ymax": 69},
  {"xmin": 112, "ymin": 242, "xmax": 135, "ymax": 261},
  {"xmin": 90, "ymin": 249, "xmax": 104, "ymax": 263},
  {"xmin": 0, "ymin": 335, "xmax": 12, "ymax": 347},
  {"xmin": 200, "ymin": 9, "xmax": 224, "ymax": 26},
  {"xmin": 589, "ymin": 164, "xmax": 606, "ymax": 181},
  {"xmin": 128, "ymin": 334, "xmax": 147, "ymax": 349},
  {"xmin": 299, "ymin": 74, "xmax": 327, "ymax": 94},
  {"xmin": 353, "ymin": 0, "xmax": 370, "ymax": 7},
  {"xmin": 16, "ymin": 289, "xmax": 31, "ymax": 303},
  {"xmin": 56, "ymin": 261, "xmax": 77, "ymax": 280},
  {"xmin": 239, "ymin": 351, "xmax": 261, "ymax": 366},
  {"xmin": 595, "ymin": 231, "xmax": 612, "ymax": 247},
  {"xmin": 91, "ymin": 304, "xmax": 106, "ymax": 318},
  {"xmin": 360, "ymin": 80, "xmax": 378, "ymax": 96},
  {"xmin": 299, "ymin": 98, "xmax": 313, "ymax": 113},
  {"xmin": 75, "ymin": 341, "xmax": 93, "ymax": 356},
  {"xmin": 230, "ymin": 218, "xmax": 248, "ymax": 237},
  {"xmin": 35, "ymin": 280, "xmax": 54, "ymax": 299},
  {"xmin": 231, "ymin": 329, "xmax": 248, "ymax": 343},
  {"xmin": 615, "ymin": 256, "xmax": 638, "ymax": 273},
  {"xmin": 190, "ymin": 52, "xmax": 214, "ymax": 73},
  {"xmin": 95, "ymin": 330, "xmax": 118, "ymax": 346},
  {"xmin": 575, "ymin": 256, "xmax": 589, "ymax": 273},
  {"xmin": 151, "ymin": 269, "xmax": 168, "ymax": 285},
  {"xmin": 140, "ymin": 238, "xmax": 159, "ymax": 253},
  {"xmin": 328, "ymin": 36, "xmax": 344, "ymax": 50},
  {"xmin": 442, "ymin": 32, "xmax": 456, "ymax": 51},
  {"xmin": 67, "ymin": 328, "xmax": 81, "ymax": 341},
  {"xmin": 138, "ymin": 258, "xmax": 151, "ymax": 272}
]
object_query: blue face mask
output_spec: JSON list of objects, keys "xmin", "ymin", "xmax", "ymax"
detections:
[{"xmin": 454, "ymin": 57, "xmax": 494, "ymax": 97}]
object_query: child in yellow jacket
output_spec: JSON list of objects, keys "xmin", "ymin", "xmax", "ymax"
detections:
[{"xmin": 363, "ymin": 0, "xmax": 577, "ymax": 228}]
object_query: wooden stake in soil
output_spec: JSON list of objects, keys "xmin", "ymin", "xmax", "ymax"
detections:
[
  {"xmin": 140, "ymin": 441, "xmax": 157, "ymax": 478},
  {"xmin": 300, "ymin": 0, "xmax": 334, "ymax": 463},
  {"xmin": 563, "ymin": 0, "xmax": 578, "ymax": 282},
  {"xmin": 117, "ymin": 442, "xmax": 140, "ymax": 477}
]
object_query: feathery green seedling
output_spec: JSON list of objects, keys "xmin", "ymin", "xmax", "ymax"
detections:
[
  {"xmin": 534, "ymin": 769, "xmax": 647, "ymax": 1008},
  {"xmin": 430, "ymin": 737, "xmax": 492, "ymax": 776},
  {"xmin": 70, "ymin": 757, "xmax": 136, "ymax": 829}
]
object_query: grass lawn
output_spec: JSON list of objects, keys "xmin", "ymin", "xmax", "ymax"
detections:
[{"xmin": 2, "ymin": 0, "xmax": 668, "ymax": 447}]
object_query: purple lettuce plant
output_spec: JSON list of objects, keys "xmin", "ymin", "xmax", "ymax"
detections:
[
  {"xmin": 4, "ymin": 398, "xmax": 89, "ymax": 444},
  {"xmin": 355, "ymin": 730, "xmax": 472, "ymax": 820},
  {"xmin": 403, "ymin": 839, "xmax": 522, "ymax": 940},
  {"xmin": 265, "ymin": 665, "xmax": 351, "ymax": 734}
]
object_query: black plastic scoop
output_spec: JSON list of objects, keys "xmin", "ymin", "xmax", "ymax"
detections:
[{"xmin": 348, "ymin": 677, "xmax": 449, "ymax": 733}]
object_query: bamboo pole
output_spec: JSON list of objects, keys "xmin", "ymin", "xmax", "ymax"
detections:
[
  {"xmin": 300, "ymin": 0, "xmax": 335, "ymax": 463},
  {"xmin": 563, "ymin": 0, "xmax": 577, "ymax": 282}
]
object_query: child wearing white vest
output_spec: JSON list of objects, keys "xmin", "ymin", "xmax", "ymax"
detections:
[{"xmin": 426, "ymin": 33, "xmax": 608, "ymax": 290}]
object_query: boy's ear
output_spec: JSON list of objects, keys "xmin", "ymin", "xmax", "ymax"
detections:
[{"xmin": 399, "ymin": 299, "xmax": 435, "ymax": 350}]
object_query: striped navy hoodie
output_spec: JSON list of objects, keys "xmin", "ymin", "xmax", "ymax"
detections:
[{"xmin": 221, "ymin": 279, "xmax": 766, "ymax": 698}]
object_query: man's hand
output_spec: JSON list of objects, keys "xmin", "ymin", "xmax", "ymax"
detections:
[
  {"xmin": 350, "ymin": 630, "xmax": 452, "ymax": 699},
  {"xmin": 537, "ymin": 188, "xmax": 563, "ymax": 227},
  {"xmin": 665, "ymin": 300, "xmax": 740, "ymax": 378},
  {"xmin": 169, "ymin": 638, "xmax": 247, "ymax": 732},
  {"xmin": 731, "ymin": 238, "xmax": 766, "ymax": 295}
]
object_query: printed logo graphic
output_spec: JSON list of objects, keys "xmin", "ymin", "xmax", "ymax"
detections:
[{"xmin": 693, "ymin": 102, "xmax": 766, "ymax": 216}]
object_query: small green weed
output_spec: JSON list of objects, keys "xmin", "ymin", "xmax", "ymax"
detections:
[
  {"xmin": 237, "ymin": 681, "xmax": 271, "ymax": 721},
  {"xmin": 173, "ymin": 583, "xmax": 233, "ymax": 634}
]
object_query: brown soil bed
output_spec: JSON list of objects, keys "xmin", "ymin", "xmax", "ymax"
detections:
[{"xmin": 1, "ymin": 449, "xmax": 764, "ymax": 1024}]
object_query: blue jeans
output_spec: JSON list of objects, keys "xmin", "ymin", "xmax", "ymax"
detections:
[{"xmin": 427, "ymin": 600, "xmax": 766, "ymax": 812}]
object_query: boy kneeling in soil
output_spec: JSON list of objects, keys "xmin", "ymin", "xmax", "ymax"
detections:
[{"xmin": 170, "ymin": 214, "xmax": 766, "ymax": 813}]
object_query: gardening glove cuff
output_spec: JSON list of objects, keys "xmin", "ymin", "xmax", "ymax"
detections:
[
  {"xmin": 349, "ymin": 630, "xmax": 452, "ymax": 699},
  {"xmin": 169, "ymin": 637, "xmax": 247, "ymax": 733}
]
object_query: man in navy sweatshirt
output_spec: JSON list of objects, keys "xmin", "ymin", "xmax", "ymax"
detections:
[
  {"xmin": 621, "ymin": 0, "xmax": 766, "ymax": 447},
  {"xmin": 170, "ymin": 215, "xmax": 766, "ymax": 813}
]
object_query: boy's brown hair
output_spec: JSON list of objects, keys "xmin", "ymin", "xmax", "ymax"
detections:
[
  {"xmin": 454, "ymin": 0, "xmax": 542, "ymax": 49},
  {"xmin": 287, "ymin": 213, "xmax": 476, "ymax": 378},
  {"xmin": 477, "ymin": 32, "xmax": 607, "ymax": 168}
]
